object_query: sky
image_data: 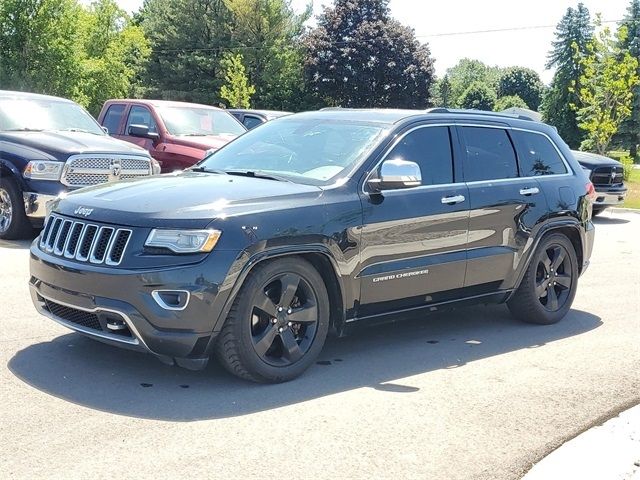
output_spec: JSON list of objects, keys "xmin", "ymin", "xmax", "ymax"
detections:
[{"xmin": 114, "ymin": 0, "xmax": 632, "ymax": 84}]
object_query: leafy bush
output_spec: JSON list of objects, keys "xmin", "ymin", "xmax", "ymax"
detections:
[
  {"xmin": 494, "ymin": 95, "xmax": 529, "ymax": 111},
  {"xmin": 621, "ymin": 155, "xmax": 634, "ymax": 181}
]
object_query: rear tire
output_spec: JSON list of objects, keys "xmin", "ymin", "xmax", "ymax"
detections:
[
  {"xmin": 215, "ymin": 257, "xmax": 330, "ymax": 383},
  {"xmin": 508, "ymin": 234, "xmax": 578, "ymax": 325},
  {"xmin": 0, "ymin": 177, "xmax": 33, "ymax": 240}
]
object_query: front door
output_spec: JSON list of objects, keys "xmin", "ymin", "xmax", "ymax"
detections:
[{"xmin": 357, "ymin": 124, "xmax": 470, "ymax": 318}]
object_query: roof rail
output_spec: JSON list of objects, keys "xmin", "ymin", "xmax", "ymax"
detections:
[{"xmin": 426, "ymin": 107, "xmax": 535, "ymax": 122}]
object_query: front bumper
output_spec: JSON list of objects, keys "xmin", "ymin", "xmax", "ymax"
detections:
[
  {"xmin": 29, "ymin": 244, "xmax": 241, "ymax": 367},
  {"xmin": 593, "ymin": 186, "xmax": 627, "ymax": 207},
  {"xmin": 23, "ymin": 192, "xmax": 58, "ymax": 219}
]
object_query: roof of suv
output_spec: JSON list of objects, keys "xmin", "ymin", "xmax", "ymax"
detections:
[
  {"xmin": 295, "ymin": 107, "xmax": 543, "ymax": 127},
  {"xmin": 0, "ymin": 90, "xmax": 74, "ymax": 103}
]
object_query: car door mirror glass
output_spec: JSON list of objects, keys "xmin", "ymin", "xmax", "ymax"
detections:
[{"xmin": 369, "ymin": 159, "xmax": 422, "ymax": 191}]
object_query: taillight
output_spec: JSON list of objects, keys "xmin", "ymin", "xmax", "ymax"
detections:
[{"xmin": 586, "ymin": 182, "xmax": 596, "ymax": 202}]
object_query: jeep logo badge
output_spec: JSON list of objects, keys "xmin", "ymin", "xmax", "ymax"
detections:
[{"xmin": 74, "ymin": 207, "xmax": 93, "ymax": 217}]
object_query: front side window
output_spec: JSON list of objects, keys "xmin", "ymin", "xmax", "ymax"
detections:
[
  {"xmin": 0, "ymin": 98, "xmax": 105, "ymax": 135},
  {"xmin": 157, "ymin": 106, "xmax": 245, "ymax": 136},
  {"xmin": 102, "ymin": 104, "xmax": 125, "ymax": 134},
  {"xmin": 199, "ymin": 118, "xmax": 386, "ymax": 185},
  {"xmin": 385, "ymin": 126, "xmax": 454, "ymax": 185},
  {"xmin": 126, "ymin": 105, "xmax": 157, "ymax": 134},
  {"xmin": 513, "ymin": 130, "xmax": 568, "ymax": 176},
  {"xmin": 461, "ymin": 127, "xmax": 518, "ymax": 182}
]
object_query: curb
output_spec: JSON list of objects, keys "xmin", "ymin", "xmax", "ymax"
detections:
[
  {"xmin": 521, "ymin": 404, "xmax": 640, "ymax": 480},
  {"xmin": 608, "ymin": 207, "xmax": 640, "ymax": 214}
]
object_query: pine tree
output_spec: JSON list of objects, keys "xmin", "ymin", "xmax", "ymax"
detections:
[{"xmin": 543, "ymin": 3, "xmax": 594, "ymax": 148}]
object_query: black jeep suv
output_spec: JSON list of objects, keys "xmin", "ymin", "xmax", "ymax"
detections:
[{"xmin": 29, "ymin": 109, "xmax": 596, "ymax": 383}]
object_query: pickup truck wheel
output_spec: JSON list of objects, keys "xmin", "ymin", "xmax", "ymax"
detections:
[
  {"xmin": 591, "ymin": 206, "xmax": 606, "ymax": 217},
  {"xmin": 215, "ymin": 257, "xmax": 330, "ymax": 383},
  {"xmin": 507, "ymin": 234, "xmax": 578, "ymax": 325},
  {"xmin": 0, "ymin": 178, "xmax": 32, "ymax": 240}
]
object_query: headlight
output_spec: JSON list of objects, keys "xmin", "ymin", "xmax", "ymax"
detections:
[
  {"xmin": 150, "ymin": 158, "xmax": 161, "ymax": 175},
  {"xmin": 145, "ymin": 229, "xmax": 222, "ymax": 253},
  {"xmin": 23, "ymin": 161, "xmax": 63, "ymax": 180}
]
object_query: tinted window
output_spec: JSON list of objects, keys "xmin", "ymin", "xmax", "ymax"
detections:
[
  {"xmin": 102, "ymin": 104, "xmax": 125, "ymax": 134},
  {"xmin": 243, "ymin": 115, "xmax": 263, "ymax": 129},
  {"xmin": 385, "ymin": 126, "xmax": 454, "ymax": 185},
  {"xmin": 513, "ymin": 130, "xmax": 568, "ymax": 176},
  {"xmin": 126, "ymin": 105, "xmax": 157, "ymax": 134},
  {"xmin": 461, "ymin": 127, "xmax": 518, "ymax": 181}
]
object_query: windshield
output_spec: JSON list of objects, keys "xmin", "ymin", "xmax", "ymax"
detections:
[
  {"xmin": 198, "ymin": 117, "xmax": 387, "ymax": 185},
  {"xmin": 0, "ymin": 98, "xmax": 105, "ymax": 134},
  {"xmin": 158, "ymin": 106, "xmax": 245, "ymax": 136}
]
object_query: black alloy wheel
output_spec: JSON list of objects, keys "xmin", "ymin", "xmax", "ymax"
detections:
[
  {"xmin": 534, "ymin": 244, "xmax": 573, "ymax": 312},
  {"xmin": 215, "ymin": 257, "xmax": 329, "ymax": 383}
]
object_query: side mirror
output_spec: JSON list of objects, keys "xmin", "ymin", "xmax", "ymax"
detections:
[
  {"xmin": 368, "ymin": 159, "xmax": 422, "ymax": 191},
  {"xmin": 128, "ymin": 124, "xmax": 159, "ymax": 140}
]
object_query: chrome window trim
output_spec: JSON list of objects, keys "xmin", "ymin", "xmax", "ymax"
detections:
[
  {"xmin": 362, "ymin": 122, "xmax": 575, "ymax": 195},
  {"xmin": 32, "ymin": 290, "xmax": 149, "ymax": 350}
]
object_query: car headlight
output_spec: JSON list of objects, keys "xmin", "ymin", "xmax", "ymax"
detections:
[
  {"xmin": 23, "ymin": 161, "xmax": 63, "ymax": 180},
  {"xmin": 145, "ymin": 229, "xmax": 222, "ymax": 253},
  {"xmin": 150, "ymin": 158, "xmax": 161, "ymax": 175}
]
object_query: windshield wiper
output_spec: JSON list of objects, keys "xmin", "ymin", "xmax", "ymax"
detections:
[
  {"xmin": 179, "ymin": 133, "xmax": 209, "ymax": 137},
  {"xmin": 3, "ymin": 128, "xmax": 45, "ymax": 132},
  {"xmin": 225, "ymin": 170, "xmax": 292, "ymax": 182},
  {"xmin": 189, "ymin": 166, "xmax": 228, "ymax": 175},
  {"xmin": 55, "ymin": 128, "xmax": 101, "ymax": 135}
]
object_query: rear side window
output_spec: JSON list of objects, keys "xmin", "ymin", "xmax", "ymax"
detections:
[
  {"xmin": 102, "ymin": 104, "xmax": 125, "ymax": 134},
  {"xmin": 461, "ymin": 127, "xmax": 518, "ymax": 182},
  {"xmin": 243, "ymin": 115, "xmax": 263, "ymax": 130},
  {"xmin": 126, "ymin": 105, "xmax": 158, "ymax": 134},
  {"xmin": 513, "ymin": 130, "xmax": 568, "ymax": 176},
  {"xmin": 385, "ymin": 126, "xmax": 454, "ymax": 185}
]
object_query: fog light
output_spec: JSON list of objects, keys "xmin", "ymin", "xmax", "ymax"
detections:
[{"xmin": 151, "ymin": 290, "xmax": 190, "ymax": 311}]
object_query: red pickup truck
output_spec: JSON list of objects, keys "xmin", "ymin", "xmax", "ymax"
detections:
[{"xmin": 97, "ymin": 99, "xmax": 246, "ymax": 173}]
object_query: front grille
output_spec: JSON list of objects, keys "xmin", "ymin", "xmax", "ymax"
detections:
[
  {"xmin": 43, "ymin": 299, "xmax": 102, "ymax": 331},
  {"xmin": 61, "ymin": 154, "xmax": 152, "ymax": 187},
  {"xmin": 40, "ymin": 214, "xmax": 132, "ymax": 265},
  {"xmin": 591, "ymin": 166, "xmax": 624, "ymax": 186}
]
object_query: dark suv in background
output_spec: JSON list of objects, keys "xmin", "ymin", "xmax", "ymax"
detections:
[
  {"xmin": 572, "ymin": 150, "xmax": 627, "ymax": 215},
  {"xmin": 29, "ymin": 108, "xmax": 595, "ymax": 383},
  {"xmin": 0, "ymin": 90, "xmax": 157, "ymax": 239}
]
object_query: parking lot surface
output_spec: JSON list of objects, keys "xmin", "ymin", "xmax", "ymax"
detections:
[{"xmin": 1, "ymin": 212, "xmax": 639, "ymax": 480}]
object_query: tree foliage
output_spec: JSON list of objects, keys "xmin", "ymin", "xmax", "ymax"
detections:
[
  {"xmin": 574, "ymin": 25, "xmax": 640, "ymax": 154},
  {"xmin": 543, "ymin": 3, "xmax": 594, "ymax": 148},
  {"xmin": 494, "ymin": 95, "xmax": 529, "ymax": 112},
  {"xmin": 497, "ymin": 67, "xmax": 544, "ymax": 110},
  {"xmin": 459, "ymin": 82, "xmax": 496, "ymax": 111},
  {"xmin": 219, "ymin": 53, "xmax": 255, "ymax": 108},
  {"xmin": 303, "ymin": 0, "xmax": 435, "ymax": 108}
]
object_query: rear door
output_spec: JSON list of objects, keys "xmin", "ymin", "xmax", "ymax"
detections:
[
  {"xmin": 457, "ymin": 124, "xmax": 549, "ymax": 292},
  {"xmin": 357, "ymin": 123, "xmax": 470, "ymax": 318}
]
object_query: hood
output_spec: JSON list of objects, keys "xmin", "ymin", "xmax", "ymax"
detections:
[
  {"xmin": 571, "ymin": 150, "xmax": 621, "ymax": 168},
  {"xmin": 171, "ymin": 134, "xmax": 239, "ymax": 151},
  {"xmin": 0, "ymin": 131, "xmax": 148, "ymax": 161},
  {"xmin": 53, "ymin": 171, "xmax": 324, "ymax": 228}
]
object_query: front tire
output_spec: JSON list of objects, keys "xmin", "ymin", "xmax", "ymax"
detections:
[
  {"xmin": 0, "ymin": 177, "xmax": 32, "ymax": 240},
  {"xmin": 508, "ymin": 234, "xmax": 578, "ymax": 325},
  {"xmin": 591, "ymin": 206, "xmax": 606, "ymax": 217},
  {"xmin": 215, "ymin": 257, "xmax": 330, "ymax": 383}
]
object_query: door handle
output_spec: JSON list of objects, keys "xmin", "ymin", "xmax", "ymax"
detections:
[
  {"xmin": 519, "ymin": 187, "xmax": 540, "ymax": 196},
  {"xmin": 441, "ymin": 195, "xmax": 465, "ymax": 205}
]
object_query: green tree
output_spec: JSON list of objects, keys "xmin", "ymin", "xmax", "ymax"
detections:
[
  {"xmin": 141, "ymin": 0, "xmax": 233, "ymax": 104},
  {"xmin": 616, "ymin": 0, "xmax": 640, "ymax": 159},
  {"xmin": 303, "ymin": 0, "xmax": 435, "ymax": 108},
  {"xmin": 444, "ymin": 58, "xmax": 503, "ymax": 107},
  {"xmin": 459, "ymin": 82, "xmax": 496, "ymax": 111},
  {"xmin": 543, "ymin": 3, "xmax": 594, "ymax": 148},
  {"xmin": 494, "ymin": 95, "xmax": 529, "ymax": 111},
  {"xmin": 219, "ymin": 53, "xmax": 255, "ymax": 108},
  {"xmin": 0, "ymin": 0, "xmax": 82, "ymax": 97},
  {"xmin": 497, "ymin": 67, "xmax": 544, "ymax": 110},
  {"xmin": 431, "ymin": 75, "xmax": 453, "ymax": 107},
  {"xmin": 225, "ymin": 0, "xmax": 309, "ymax": 110},
  {"xmin": 574, "ymin": 26, "xmax": 640, "ymax": 154}
]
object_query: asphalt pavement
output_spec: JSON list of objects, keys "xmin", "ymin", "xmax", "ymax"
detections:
[{"xmin": 1, "ymin": 211, "xmax": 639, "ymax": 480}]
